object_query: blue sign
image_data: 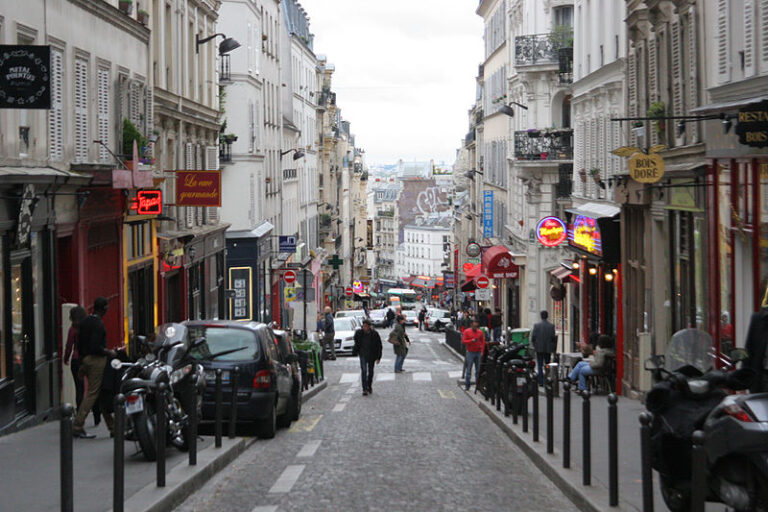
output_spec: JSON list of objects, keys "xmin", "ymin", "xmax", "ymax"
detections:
[
  {"xmin": 279, "ymin": 235, "xmax": 297, "ymax": 253},
  {"xmin": 483, "ymin": 190, "xmax": 494, "ymax": 238}
]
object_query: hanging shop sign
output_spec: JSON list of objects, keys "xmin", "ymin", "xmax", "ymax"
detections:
[
  {"xmin": 129, "ymin": 189, "xmax": 163, "ymax": 215},
  {"xmin": 483, "ymin": 191, "xmax": 494, "ymax": 238},
  {"xmin": 735, "ymin": 100, "xmax": 768, "ymax": 148},
  {"xmin": 366, "ymin": 219, "xmax": 373, "ymax": 249},
  {"xmin": 629, "ymin": 152, "xmax": 665, "ymax": 183},
  {"xmin": 466, "ymin": 242, "xmax": 482, "ymax": 258},
  {"xmin": 0, "ymin": 45, "xmax": 51, "ymax": 109},
  {"xmin": 568, "ymin": 215, "xmax": 603, "ymax": 256},
  {"xmin": 536, "ymin": 216, "xmax": 567, "ymax": 247},
  {"xmin": 16, "ymin": 184, "xmax": 36, "ymax": 248},
  {"xmin": 229, "ymin": 267, "xmax": 252, "ymax": 321},
  {"xmin": 175, "ymin": 170, "xmax": 221, "ymax": 206},
  {"xmin": 353, "ymin": 280, "xmax": 364, "ymax": 293}
]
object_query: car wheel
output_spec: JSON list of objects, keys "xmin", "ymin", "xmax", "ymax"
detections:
[
  {"xmin": 256, "ymin": 401, "xmax": 277, "ymax": 439},
  {"xmin": 288, "ymin": 384, "xmax": 302, "ymax": 421}
]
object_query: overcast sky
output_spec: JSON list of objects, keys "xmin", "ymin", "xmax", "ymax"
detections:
[{"xmin": 298, "ymin": 0, "xmax": 484, "ymax": 166}]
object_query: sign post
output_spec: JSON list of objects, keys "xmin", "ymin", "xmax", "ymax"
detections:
[{"xmin": 283, "ymin": 270, "xmax": 296, "ymax": 284}]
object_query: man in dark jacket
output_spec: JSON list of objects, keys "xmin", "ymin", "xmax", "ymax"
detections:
[
  {"xmin": 73, "ymin": 297, "xmax": 116, "ymax": 438},
  {"xmin": 490, "ymin": 308, "xmax": 503, "ymax": 342},
  {"xmin": 744, "ymin": 307, "xmax": 768, "ymax": 392},
  {"xmin": 385, "ymin": 307, "xmax": 396, "ymax": 328},
  {"xmin": 352, "ymin": 319, "xmax": 382, "ymax": 395},
  {"xmin": 531, "ymin": 310, "xmax": 557, "ymax": 386},
  {"xmin": 322, "ymin": 306, "xmax": 336, "ymax": 360}
]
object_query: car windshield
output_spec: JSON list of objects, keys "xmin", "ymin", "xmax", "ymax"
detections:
[
  {"xmin": 187, "ymin": 326, "xmax": 260, "ymax": 361},
  {"xmin": 404, "ymin": 311, "xmax": 417, "ymax": 318},
  {"xmin": 334, "ymin": 318, "xmax": 356, "ymax": 331}
]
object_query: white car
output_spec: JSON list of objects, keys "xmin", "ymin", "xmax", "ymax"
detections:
[
  {"xmin": 333, "ymin": 317, "xmax": 359, "ymax": 355},
  {"xmin": 426, "ymin": 309, "xmax": 453, "ymax": 331},
  {"xmin": 369, "ymin": 308, "xmax": 387, "ymax": 327},
  {"xmin": 402, "ymin": 310, "xmax": 418, "ymax": 326},
  {"xmin": 335, "ymin": 309, "xmax": 367, "ymax": 325}
]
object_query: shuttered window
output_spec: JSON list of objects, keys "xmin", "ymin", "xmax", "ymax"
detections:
[
  {"xmin": 97, "ymin": 68, "xmax": 110, "ymax": 163},
  {"xmin": 74, "ymin": 58, "xmax": 89, "ymax": 163},
  {"xmin": 761, "ymin": 0, "xmax": 768, "ymax": 70},
  {"xmin": 144, "ymin": 87, "xmax": 153, "ymax": 141},
  {"xmin": 671, "ymin": 21, "xmax": 683, "ymax": 117},
  {"xmin": 717, "ymin": 0, "xmax": 731, "ymax": 83},
  {"xmin": 48, "ymin": 48, "xmax": 64, "ymax": 161},
  {"xmin": 745, "ymin": 0, "xmax": 756, "ymax": 77},
  {"xmin": 206, "ymin": 145, "xmax": 219, "ymax": 224},
  {"xmin": 687, "ymin": 7, "xmax": 699, "ymax": 142},
  {"xmin": 648, "ymin": 37, "xmax": 657, "ymax": 103},
  {"xmin": 185, "ymin": 143, "xmax": 194, "ymax": 228}
]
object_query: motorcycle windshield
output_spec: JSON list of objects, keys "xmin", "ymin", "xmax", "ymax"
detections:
[{"xmin": 665, "ymin": 328, "xmax": 715, "ymax": 374}]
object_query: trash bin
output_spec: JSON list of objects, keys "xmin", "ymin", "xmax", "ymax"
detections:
[
  {"xmin": 508, "ymin": 328, "xmax": 531, "ymax": 345},
  {"xmin": 293, "ymin": 339, "xmax": 323, "ymax": 382}
]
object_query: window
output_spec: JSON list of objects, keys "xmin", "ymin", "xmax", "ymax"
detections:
[
  {"xmin": 554, "ymin": 6, "xmax": 573, "ymax": 28},
  {"xmin": 49, "ymin": 49, "xmax": 64, "ymax": 161},
  {"xmin": 97, "ymin": 67, "xmax": 110, "ymax": 162},
  {"xmin": 74, "ymin": 57, "xmax": 89, "ymax": 163}
]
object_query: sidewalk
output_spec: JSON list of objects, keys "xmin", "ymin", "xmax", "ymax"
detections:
[{"xmin": 0, "ymin": 380, "xmax": 327, "ymax": 512}]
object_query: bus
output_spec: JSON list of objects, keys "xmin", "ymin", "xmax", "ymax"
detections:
[{"xmin": 386, "ymin": 288, "xmax": 419, "ymax": 310}]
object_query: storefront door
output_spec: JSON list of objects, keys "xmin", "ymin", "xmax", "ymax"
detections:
[{"xmin": 11, "ymin": 254, "xmax": 33, "ymax": 416}]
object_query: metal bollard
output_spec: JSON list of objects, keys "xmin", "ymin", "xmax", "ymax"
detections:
[
  {"xmin": 511, "ymin": 370, "xmax": 519, "ymax": 425},
  {"xmin": 502, "ymin": 363, "xmax": 510, "ymax": 417},
  {"xmin": 608, "ymin": 393, "xmax": 619, "ymax": 506},
  {"xmin": 113, "ymin": 395, "xmax": 126, "ymax": 512},
  {"xmin": 60, "ymin": 403, "xmax": 75, "ymax": 512},
  {"xmin": 156, "ymin": 383, "xmax": 167, "ymax": 488},
  {"xmin": 228, "ymin": 367, "xmax": 240, "ymax": 439},
  {"xmin": 546, "ymin": 377, "xmax": 554, "ymax": 454},
  {"xmin": 214, "ymin": 369, "xmax": 223, "ymax": 448},
  {"xmin": 522, "ymin": 373, "xmax": 529, "ymax": 433},
  {"xmin": 189, "ymin": 389, "xmax": 198, "ymax": 466},
  {"xmin": 495, "ymin": 363, "xmax": 502, "ymax": 411},
  {"xmin": 582, "ymin": 391, "xmax": 591, "ymax": 486},
  {"xmin": 639, "ymin": 412, "xmax": 654, "ymax": 512},
  {"xmin": 690, "ymin": 431, "xmax": 706, "ymax": 512},
  {"xmin": 532, "ymin": 378, "xmax": 539, "ymax": 442},
  {"xmin": 563, "ymin": 382, "xmax": 571, "ymax": 469}
]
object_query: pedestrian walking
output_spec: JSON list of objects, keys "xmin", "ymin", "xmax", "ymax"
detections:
[
  {"xmin": 418, "ymin": 306, "xmax": 427, "ymax": 331},
  {"xmin": 322, "ymin": 306, "xmax": 336, "ymax": 360},
  {"xmin": 385, "ymin": 307, "xmax": 395, "ymax": 328},
  {"xmin": 490, "ymin": 308, "xmax": 503, "ymax": 342},
  {"xmin": 462, "ymin": 319, "xmax": 485, "ymax": 391},
  {"xmin": 531, "ymin": 310, "xmax": 557, "ymax": 386},
  {"xmin": 389, "ymin": 315, "xmax": 409, "ymax": 373},
  {"xmin": 63, "ymin": 306, "xmax": 88, "ymax": 411},
  {"xmin": 352, "ymin": 319, "xmax": 382, "ymax": 395},
  {"xmin": 73, "ymin": 297, "xmax": 117, "ymax": 438}
]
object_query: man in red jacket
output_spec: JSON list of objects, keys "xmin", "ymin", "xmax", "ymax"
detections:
[{"xmin": 462, "ymin": 319, "xmax": 485, "ymax": 391}]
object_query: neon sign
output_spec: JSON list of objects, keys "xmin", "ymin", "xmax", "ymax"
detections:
[
  {"xmin": 568, "ymin": 215, "xmax": 603, "ymax": 256},
  {"xmin": 130, "ymin": 189, "xmax": 163, "ymax": 215},
  {"xmin": 536, "ymin": 216, "xmax": 567, "ymax": 247}
]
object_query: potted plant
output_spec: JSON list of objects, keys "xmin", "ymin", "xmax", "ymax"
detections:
[
  {"xmin": 527, "ymin": 128, "xmax": 541, "ymax": 138},
  {"xmin": 137, "ymin": 8, "xmax": 149, "ymax": 25},
  {"xmin": 579, "ymin": 169, "xmax": 587, "ymax": 182},
  {"xmin": 118, "ymin": 0, "xmax": 133, "ymax": 15},
  {"xmin": 122, "ymin": 118, "xmax": 147, "ymax": 161},
  {"xmin": 647, "ymin": 101, "xmax": 666, "ymax": 136},
  {"xmin": 589, "ymin": 167, "xmax": 602, "ymax": 181}
]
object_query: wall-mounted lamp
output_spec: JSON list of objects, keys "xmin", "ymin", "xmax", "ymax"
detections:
[
  {"xmin": 196, "ymin": 33, "xmax": 241, "ymax": 55},
  {"xmin": 604, "ymin": 273, "xmax": 614, "ymax": 282},
  {"xmin": 499, "ymin": 101, "xmax": 529, "ymax": 117},
  {"xmin": 588, "ymin": 267, "xmax": 597, "ymax": 276},
  {"xmin": 572, "ymin": 262, "xmax": 580, "ymax": 270},
  {"xmin": 280, "ymin": 148, "xmax": 305, "ymax": 160}
]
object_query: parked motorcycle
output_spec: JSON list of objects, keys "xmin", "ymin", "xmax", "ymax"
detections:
[
  {"xmin": 498, "ymin": 342, "xmax": 535, "ymax": 416},
  {"xmin": 644, "ymin": 328, "xmax": 766, "ymax": 511}
]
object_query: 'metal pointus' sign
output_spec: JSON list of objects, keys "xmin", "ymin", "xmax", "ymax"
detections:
[{"xmin": 0, "ymin": 45, "xmax": 50, "ymax": 109}]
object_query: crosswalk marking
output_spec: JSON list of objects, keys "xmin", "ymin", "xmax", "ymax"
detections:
[
  {"xmin": 289, "ymin": 415, "xmax": 322, "ymax": 433},
  {"xmin": 345, "ymin": 386, "xmax": 357, "ymax": 394},
  {"xmin": 297, "ymin": 440, "xmax": 322, "ymax": 458},
  {"xmin": 448, "ymin": 371, "xmax": 462, "ymax": 378},
  {"xmin": 332, "ymin": 403, "xmax": 347, "ymax": 412},
  {"xmin": 251, "ymin": 506, "xmax": 278, "ymax": 512},
  {"xmin": 412, "ymin": 372, "xmax": 432, "ymax": 382},
  {"xmin": 339, "ymin": 395, "xmax": 351, "ymax": 402},
  {"xmin": 269, "ymin": 465, "xmax": 305, "ymax": 493},
  {"xmin": 339, "ymin": 373, "xmax": 359, "ymax": 383},
  {"xmin": 376, "ymin": 373, "xmax": 395, "ymax": 381},
  {"xmin": 438, "ymin": 389, "xmax": 457, "ymax": 399}
]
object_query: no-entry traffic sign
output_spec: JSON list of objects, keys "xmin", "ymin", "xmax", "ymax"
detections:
[
  {"xmin": 283, "ymin": 270, "xmax": 296, "ymax": 284},
  {"xmin": 476, "ymin": 275, "xmax": 490, "ymax": 289},
  {"xmin": 345, "ymin": 287, "xmax": 354, "ymax": 296}
]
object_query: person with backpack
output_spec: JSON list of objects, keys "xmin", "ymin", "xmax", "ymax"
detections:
[
  {"xmin": 389, "ymin": 315, "xmax": 409, "ymax": 373},
  {"xmin": 385, "ymin": 307, "xmax": 396, "ymax": 328}
]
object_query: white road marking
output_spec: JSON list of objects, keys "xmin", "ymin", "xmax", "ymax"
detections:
[
  {"xmin": 345, "ymin": 386, "xmax": 356, "ymax": 394},
  {"xmin": 448, "ymin": 371, "xmax": 462, "ymax": 378},
  {"xmin": 269, "ymin": 465, "xmax": 305, "ymax": 493},
  {"xmin": 332, "ymin": 403, "xmax": 347, "ymax": 412},
  {"xmin": 339, "ymin": 395, "xmax": 351, "ymax": 402},
  {"xmin": 422, "ymin": 339, "xmax": 432, "ymax": 343},
  {"xmin": 412, "ymin": 372, "xmax": 432, "ymax": 382},
  {"xmin": 251, "ymin": 506, "xmax": 278, "ymax": 512},
  {"xmin": 296, "ymin": 440, "xmax": 322, "ymax": 458},
  {"xmin": 339, "ymin": 373, "xmax": 359, "ymax": 383},
  {"xmin": 376, "ymin": 373, "xmax": 395, "ymax": 381}
]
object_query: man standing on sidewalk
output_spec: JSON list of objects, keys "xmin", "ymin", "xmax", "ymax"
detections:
[
  {"xmin": 462, "ymin": 319, "xmax": 485, "ymax": 391},
  {"xmin": 73, "ymin": 297, "xmax": 116, "ymax": 438},
  {"xmin": 322, "ymin": 306, "xmax": 336, "ymax": 360},
  {"xmin": 352, "ymin": 319, "xmax": 382, "ymax": 396},
  {"xmin": 531, "ymin": 310, "xmax": 557, "ymax": 386}
]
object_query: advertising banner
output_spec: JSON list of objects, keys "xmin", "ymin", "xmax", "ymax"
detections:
[
  {"xmin": 175, "ymin": 171, "xmax": 221, "ymax": 206},
  {"xmin": 483, "ymin": 190, "xmax": 494, "ymax": 238},
  {"xmin": 0, "ymin": 45, "xmax": 51, "ymax": 109}
]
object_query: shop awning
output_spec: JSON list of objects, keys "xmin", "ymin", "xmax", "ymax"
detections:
[
  {"xmin": 566, "ymin": 202, "xmax": 620, "ymax": 220},
  {"xmin": 690, "ymin": 95, "xmax": 768, "ymax": 114},
  {"xmin": 550, "ymin": 266, "xmax": 573, "ymax": 281},
  {"xmin": 482, "ymin": 245, "xmax": 519, "ymax": 279},
  {"xmin": 411, "ymin": 277, "xmax": 435, "ymax": 289},
  {"xmin": 460, "ymin": 278, "xmax": 478, "ymax": 292},
  {"xmin": 401, "ymin": 275, "xmax": 416, "ymax": 284}
]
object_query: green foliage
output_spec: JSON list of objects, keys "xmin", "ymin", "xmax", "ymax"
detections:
[
  {"xmin": 122, "ymin": 118, "xmax": 147, "ymax": 157},
  {"xmin": 549, "ymin": 25, "xmax": 573, "ymax": 49},
  {"xmin": 647, "ymin": 101, "xmax": 666, "ymax": 135}
]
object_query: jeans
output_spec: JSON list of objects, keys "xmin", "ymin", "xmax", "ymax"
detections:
[
  {"xmin": 70, "ymin": 358, "xmax": 84, "ymax": 410},
  {"xmin": 465, "ymin": 351, "xmax": 482, "ymax": 390},
  {"xmin": 359, "ymin": 356, "xmax": 375, "ymax": 391},
  {"xmin": 394, "ymin": 353, "xmax": 406, "ymax": 372},
  {"xmin": 322, "ymin": 332, "xmax": 336, "ymax": 359},
  {"xmin": 536, "ymin": 352, "xmax": 551, "ymax": 386},
  {"xmin": 569, "ymin": 361, "xmax": 594, "ymax": 390},
  {"xmin": 492, "ymin": 327, "xmax": 501, "ymax": 342}
]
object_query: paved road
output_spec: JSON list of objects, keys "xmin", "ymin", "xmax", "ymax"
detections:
[{"xmin": 177, "ymin": 327, "xmax": 575, "ymax": 512}]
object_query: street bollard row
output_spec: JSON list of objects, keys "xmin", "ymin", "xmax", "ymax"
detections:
[
  {"xmin": 113, "ymin": 395, "xmax": 126, "ymax": 512},
  {"xmin": 215, "ymin": 368, "xmax": 223, "ymax": 448},
  {"xmin": 229, "ymin": 367, "xmax": 240, "ymax": 439}
]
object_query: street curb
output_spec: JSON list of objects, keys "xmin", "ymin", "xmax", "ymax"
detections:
[
  {"xmin": 440, "ymin": 339, "xmax": 464, "ymax": 362},
  {"xmin": 121, "ymin": 379, "xmax": 329, "ymax": 512},
  {"xmin": 462, "ymin": 384, "xmax": 638, "ymax": 512}
]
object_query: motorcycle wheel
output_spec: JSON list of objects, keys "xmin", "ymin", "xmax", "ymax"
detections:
[
  {"xmin": 134, "ymin": 404, "xmax": 157, "ymax": 462},
  {"xmin": 660, "ymin": 477, "xmax": 690, "ymax": 512},
  {"xmin": 256, "ymin": 401, "xmax": 277, "ymax": 439},
  {"xmin": 175, "ymin": 390, "xmax": 198, "ymax": 452}
]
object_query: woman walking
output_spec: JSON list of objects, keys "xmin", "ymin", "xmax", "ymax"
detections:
[{"xmin": 63, "ymin": 306, "xmax": 88, "ymax": 410}]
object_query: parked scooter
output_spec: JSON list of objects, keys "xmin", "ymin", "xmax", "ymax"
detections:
[
  {"xmin": 644, "ymin": 328, "xmax": 767, "ymax": 511},
  {"xmin": 499, "ymin": 342, "xmax": 535, "ymax": 416}
]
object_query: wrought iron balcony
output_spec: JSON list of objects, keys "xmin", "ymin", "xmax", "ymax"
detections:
[
  {"xmin": 515, "ymin": 30, "xmax": 573, "ymax": 67},
  {"xmin": 464, "ymin": 129, "xmax": 475, "ymax": 146},
  {"xmin": 513, "ymin": 129, "xmax": 573, "ymax": 161},
  {"xmin": 219, "ymin": 140, "xmax": 232, "ymax": 163}
]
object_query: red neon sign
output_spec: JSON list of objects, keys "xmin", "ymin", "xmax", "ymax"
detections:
[
  {"xmin": 130, "ymin": 189, "xmax": 163, "ymax": 215},
  {"xmin": 536, "ymin": 216, "xmax": 567, "ymax": 247}
]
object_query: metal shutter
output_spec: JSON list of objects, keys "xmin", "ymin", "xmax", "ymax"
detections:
[
  {"xmin": 761, "ymin": 0, "xmax": 768, "ymax": 70},
  {"xmin": 671, "ymin": 20, "xmax": 683, "ymax": 117},
  {"xmin": 48, "ymin": 49, "xmax": 64, "ymax": 161}
]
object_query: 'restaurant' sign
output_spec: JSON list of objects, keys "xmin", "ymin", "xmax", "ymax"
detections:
[
  {"xmin": 568, "ymin": 215, "xmax": 603, "ymax": 256},
  {"xmin": 536, "ymin": 216, "xmax": 567, "ymax": 247},
  {"xmin": 0, "ymin": 45, "xmax": 50, "ymax": 109},
  {"xmin": 735, "ymin": 100, "xmax": 768, "ymax": 148},
  {"xmin": 175, "ymin": 171, "xmax": 221, "ymax": 207}
]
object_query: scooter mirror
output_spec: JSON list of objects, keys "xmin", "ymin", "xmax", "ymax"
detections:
[
  {"xmin": 730, "ymin": 348, "xmax": 749, "ymax": 363},
  {"xmin": 191, "ymin": 336, "xmax": 207, "ymax": 348},
  {"xmin": 145, "ymin": 352, "xmax": 156, "ymax": 362},
  {"xmin": 111, "ymin": 358, "xmax": 122, "ymax": 370}
]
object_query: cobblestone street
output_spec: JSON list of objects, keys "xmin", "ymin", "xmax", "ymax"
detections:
[{"xmin": 177, "ymin": 328, "xmax": 575, "ymax": 511}]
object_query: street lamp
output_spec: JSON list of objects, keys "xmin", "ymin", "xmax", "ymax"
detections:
[
  {"xmin": 499, "ymin": 101, "xmax": 529, "ymax": 117},
  {"xmin": 281, "ymin": 148, "xmax": 305, "ymax": 160},
  {"xmin": 196, "ymin": 33, "xmax": 241, "ymax": 55}
]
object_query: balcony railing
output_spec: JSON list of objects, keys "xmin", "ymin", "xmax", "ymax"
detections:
[
  {"xmin": 515, "ymin": 30, "xmax": 573, "ymax": 67},
  {"xmin": 377, "ymin": 209, "xmax": 394, "ymax": 217},
  {"xmin": 464, "ymin": 129, "xmax": 475, "ymax": 146},
  {"xmin": 283, "ymin": 168, "xmax": 297, "ymax": 180},
  {"xmin": 219, "ymin": 140, "xmax": 232, "ymax": 163},
  {"xmin": 514, "ymin": 129, "xmax": 573, "ymax": 161}
]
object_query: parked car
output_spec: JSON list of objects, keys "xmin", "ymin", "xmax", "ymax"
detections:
[
  {"xmin": 182, "ymin": 321, "xmax": 301, "ymax": 439},
  {"xmin": 369, "ymin": 308, "xmax": 388, "ymax": 327},
  {"xmin": 335, "ymin": 309, "xmax": 367, "ymax": 325},
  {"xmin": 333, "ymin": 317, "xmax": 359, "ymax": 354},
  {"xmin": 402, "ymin": 310, "xmax": 418, "ymax": 326},
  {"xmin": 426, "ymin": 308, "xmax": 453, "ymax": 331}
]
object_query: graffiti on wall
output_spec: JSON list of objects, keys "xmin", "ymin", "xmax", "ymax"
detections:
[{"xmin": 396, "ymin": 179, "xmax": 451, "ymax": 243}]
